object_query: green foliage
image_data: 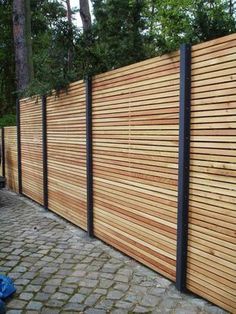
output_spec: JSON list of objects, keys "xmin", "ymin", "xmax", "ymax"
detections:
[
  {"xmin": 144, "ymin": 0, "xmax": 236, "ymax": 54},
  {"xmin": 0, "ymin": 114, "xmax": 16, "ymax": 128},
  {"xmin": 0, "ymin": 0, "xmax": 235, "ymax": 114},
  {"xmin": 91, "ymin": 0, "xmax": 149, "ymax": 71},
  {"xmin": 0, "ymin": 0, "xmax": 16, "ymax": 115},
  {"xmin": 24, "ymin": 0, "xmax": 79, "ymax": 97},
  {"xmin": 192, "ymin": 0, "xmax": 236, "ymax": 41}
]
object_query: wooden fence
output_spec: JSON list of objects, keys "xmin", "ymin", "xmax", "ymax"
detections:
[
  {"xmin": 1, "ymin": 33, "xmax": 236, "ymax": 313},
  {"xmin": 1, "ymin": 127, "xmax": 18, "ymax": 192}
]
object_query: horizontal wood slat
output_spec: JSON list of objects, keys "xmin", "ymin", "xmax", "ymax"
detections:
[
  {"xmin": 3, "ymin": 33, "xmax": 234, "ymax": 314},
  {"xmin": 4, "ymin": 127, "xmax": 18, "ymax": 192},
  {"xmin": 20, "ymin": 98, "xmax": 43, "ymax": 204},
  {"xmin": 187, "ymin": 33, "xmax": 236, "ymax": 313},
  {"xmin": 47, "ymin": 81, "xmax": 87, "ymax": 230},
  {"xmin": 93, "ymin": 53, "xmax": 180, "ymax": 281}
]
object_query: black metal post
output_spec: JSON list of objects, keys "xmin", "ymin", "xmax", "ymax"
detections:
[
  {"xmin": 42, "ymin": 95, "xmax": 48, "ymax": 209},
  {"xmin": 86, "ymin": 77, "xmax": 93, "ymax": 237},
  {"xmin": 176, "ymin": 44, "xmax": 191, "ymax": 292},
  {"xmin": 1, "ymin": 128, "xmax": 5, "ymax": 177},
  {"xmin": 16, "ymin": 99, "xmax": 22, "ymax": 194}
]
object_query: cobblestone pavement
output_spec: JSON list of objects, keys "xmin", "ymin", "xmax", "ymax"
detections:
[{"xmin": 0, "ymin": 190, "xmax": 227, "ymax": 314}]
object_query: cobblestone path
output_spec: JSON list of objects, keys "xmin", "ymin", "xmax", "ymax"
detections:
[{"xmin": 0, "ymin": 190, "xmax": 227, "ymax": 314}]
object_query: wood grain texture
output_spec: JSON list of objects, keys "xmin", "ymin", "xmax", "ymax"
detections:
[
  {"xmin": 93, "ymin": 53, "xmax": 180, "ymax": 281},
  {"xmin": 4, "ymin": 127, "xmax": 18, "ymax": 192},
  {"xmin": 47, "ymin": 81, "xmax": 87, "ymax": 230},
  {"xmin": 20, "ymin": 97, "xmax": 43, "ymax": 204},
  {"xmin": 187, "ymin": 33, "xmax": 236, "ymax": 313},
  {"xmin": 3, "ymin": 33, "xmax": 235, "ymax": 313}
]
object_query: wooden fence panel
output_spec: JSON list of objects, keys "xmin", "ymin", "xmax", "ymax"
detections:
[
  {"xmin": 47, "ymin": 81, "xmax": 87, "ymax": 230},
  {"xmin": 4, "ymin": 127, "xmax": 18, "ymax": 192},
  {"xmin": 3, "ymin": 33, "xmax": 236, "ymax": 313},
  {"xmin": 20, "ymin": 98, "xmax": 43, "ymax": 204},
  {"xmin": 93, "ymin": 52, "xmax": 180, "ymax": 281},
  {"xmin": 187, "ymin": 34, "xmax": 236, "ymax": 313}
]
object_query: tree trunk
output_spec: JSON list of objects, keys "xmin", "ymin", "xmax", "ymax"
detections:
[
  {"xmin": 24, "ymin": 0, "xmax": 34, "ymax": 81},
  {"xmin": 66, "ymin": 0, "xmax": 73, "ymax": 70},
  {"xmin": 79, "ymin": 0, "xmax": 92, "ymax": 32},
  {"xmin": 12, "ymin": 0, "xmax": 30, "ymax": 92}
]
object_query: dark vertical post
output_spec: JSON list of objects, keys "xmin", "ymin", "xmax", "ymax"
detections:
[
  {"xmin": 86, "ymin": 77, "xmax": 93, "ymax": 237},
  {"xmin": 42, "ymin": 95, "xmax": 48, "ymax": 209},
  {"xmin": 16, "ymin": 99, "xmax": 22, "ymax": 194},
  {"xmin": 176, "ymin": 44, "xmax": 191, "ymax": 292},
  {"xmin": 1, "ymin": 128, "xmax": 5, "ymax": 177}
]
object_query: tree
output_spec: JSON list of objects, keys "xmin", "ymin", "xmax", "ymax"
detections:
[
  {"xmin": 90, "ymin": 0, "xmax": 149, "ymax": 71},
  {"xmin": 79, "ymin": 0, "xmax": 92, "ymax": 31},
  {"xmin": 192, "ymin": 0, "xmax": 236, "ymax": 42},
  {"xmin": 12, "ymin": 0, "xmax": 32, "ymax": 92},
  {"xmin": 0, "ymin": 0, "xmax": 16, "ymax": 117},
  {"xmin": 24, "ymin": 0, "xmax": 34, "ymax": 80},
  {"xmin": 144, "ymin": 0, "xmax": 236, "ymax": 54},
  {"xmin": 1, "ymin": 0, "xmax": 236, "ymax": 125},
  {"xmin": 65, "ymin": 0, "xmax": 73, "ymax": 70}
]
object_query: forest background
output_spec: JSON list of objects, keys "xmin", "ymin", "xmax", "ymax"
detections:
[{"xmin": 0, "ymin": 0, "xmax": 235, "ymax": 127}]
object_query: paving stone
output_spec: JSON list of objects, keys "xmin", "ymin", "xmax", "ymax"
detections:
[
  {"xmin": 149, "ymin": 287, "xmax": 166, "ymax": 295},
  {"xmin": 1, "ymin": 190, "xmax": 227, "ymax": 314},
  {"xmin": 111, "ymin": 310, "xmax": 129, "ymax": 314},
  {"xmin": 69, "ymin": 293, "xmax": 86, "ymax": 303},
  {"xmin": 95, "ymin": 299, "xmax": 114, "ymax": 310},
  {"xmin": 34, "ymin": 292, "xmax": 51, "ymax": 301},
  {"xmin": 87, "ymin": 272, "xmax": 99, "ymax": 279},
  {"xmin": 24, "ymin": 285, "xmax": 41, "ymax": 292},
  {"xmin": 46, "ymin": 278, "xmax": 62, "ymax": 285},
  {"xmin": 85, "ymin": 309, "xmax": 107, "ymax": 314},
  {"xmin": 41, "ymin": 307, "xmax": 61, "ymax": 314},
  {"xmin": 19, "ymin": 292, "xmax": 34, "ymax": 301},
  {"xmin": 7, "ymin": 272, "xmax": 22, "ymax": 280},
  {"xmin": 84, "ymin": 293, "xmax": 101, "ymax": 306},
  {"xmin": 79, "ymin": 279, "xmax": 98, "ymax": 288},
  {"xmin": 4, "ymin": 260, "xmax": 19, "ymax": 267},
  {"xmin": 133, "ymin": 305, "xmax": 152, "ymax": 313},
  {"xmin": 114, "ymin": 274, "xmax": 129, "ymax": 283},
  {"xmin": 203, "ymin": 305, "xmax": 226, "ymax": 314},
  {"xmin": 159, "ymin": 297, "xmax": 179, "ymax": 309},
  {"xmin": 51, "ymin": 292, "xmax": 70, "ymax": 301},
  {"xmin": 124, "ymin": 293, "xmax": 139, "ymax": 303},
  {"xmin": 30, "ymin": 277, "xmax": 46, "ymax": 285},
  {"xmin": 113, "ymin": 283, "xmax": 129, "ymax": 291},
  {"xmin": 7, "ymin": 310, "xmax": 23, "ymax": 314},
  {"xmin": 100, "ymin": 273, "xmax": 114, "ymax": 279},
  {"xmin": 94, "ymin": 288, "xmax": 107, "ymax": 295},
  {"xmin": 26, "ymin": 301, "xmax": 43, "ymax": 310},
  {"xmin": 7, "ymin": 299, "xmax": 27, "ymax": 309},
  {"xmin": 13, "ymin": 266, "xmax": 27, "ymax": 273},
  {"xmin": 78, "ymin": 287, "xmax": 93, "ymax": 294},
  {"xmin": 99, "ymin": 279, "xmax": 113, "ymax": 289},
  {"xmin": 140, "ymin": 295, "xmax": 160, "ymax": 307},
  {"xmin": 20, "ymin": 272, "xmax": 36, "ymax": 280},
  {"xmin": 115, "ymin": 300, "xmax": 133, "ymax": 309},
  {"xmin": 58, "ymin": 286, "xmax": 75, "ymax": 294},
  {"xmin": 107, "ymin": 290, "xmax": 124, "ymax": 300},
  {"xmin": 14, "ymin": 279, "xmax": 30, "ymax": 285},
  {"xmin": 45, "ymin": 299, "xmax": 65, "ymax": 308},
  {"xmin": 63, "ymin": 303, "xmax": 86, "ymax": 311},
  {"xmin": 42, "ymin": 285, "xmax": 57, "ymax": 293}
]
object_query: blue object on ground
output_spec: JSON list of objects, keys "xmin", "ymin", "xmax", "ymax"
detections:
[
  {"xmin": 0, "ymin": 300, "xmax": 6, "ymax": 314},
  {"xmin": 0, "ymin": 275, "xmax": 16, "ymax": 299}
]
